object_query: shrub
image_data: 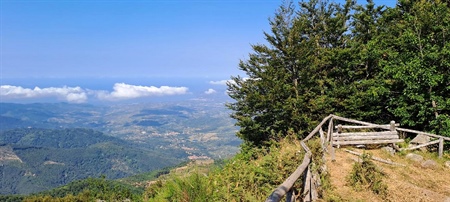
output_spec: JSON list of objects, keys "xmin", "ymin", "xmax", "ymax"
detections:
[{"xmin": 347, "ymin": 152, "xmax": 387, "ymax": 196}]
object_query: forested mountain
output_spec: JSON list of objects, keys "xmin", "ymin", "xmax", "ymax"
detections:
[
  {"xmin": 0, "ymin": 100, "xmax": 239, "ymax": 194},
  {"xmin": 0, "ymin": 128, "xmax": 183, "ymax": 194}
]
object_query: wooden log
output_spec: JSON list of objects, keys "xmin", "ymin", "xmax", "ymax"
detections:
[
  {"xmin": 332, "ymin": 139, "xmax": 404, "ymax": 145},
  {"xmin": 333, "ymin": 135, "xmax": 400, "ymax": 141},
  {"xmin": 327, "ymin": 118, "xmax": 333, "ymax": 143},
  {"xmin": 301, "ymin": 141, "xmax": 311, "ymax": 155},
  {"xmin": 400, "ymin": 139, "xmax": 440, "ymax": 151},
  {"xmin": 343, "ymin": 149, "xmax": 406, "ymax": 166},
  {"xmin": 334, "ymin": 124, "xmax": 399, "ymax": 129},
  {"xmin": 310, "ymin": 170, "xmax": 319, "ymax": 201},
  {"xmin": 265, "ymin": 153, "xmax": 311, "ymax": 202},
  {"xmin": 319, "ymin": 128, "xmax": 325, "ymax": 148},
  {"xmin": 303, "ymin": 115, "xmax": 333, "ymax": 141},
  {"xmin": 302, "ymin": 166, "xmax": 312, "ymax": 202},
  {"xmin": 336, "ymin": 125, "xmax": 342, "ymax": 148},
  {"xmin": 396, "ymin": 128, "xmax": 450, "ymax": 141},
  {"xmin": 439, "ymin": 138, "xmax": 444, "ymax": 158},
  {"xmin": 332, "ymin": 131, "xmax": 398, "ymax": 137},
  {"xmin": 330, "ymin": 145, "xmax": 336, "ymax": 162},
  {"xmin": 331, "ymin": 115, "xmax": 391, "ymax": 130}
]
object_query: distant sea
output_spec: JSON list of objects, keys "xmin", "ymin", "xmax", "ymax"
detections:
[{"xmin": 1, "ymin": 77, "xmax": 231, "ymax": 104}]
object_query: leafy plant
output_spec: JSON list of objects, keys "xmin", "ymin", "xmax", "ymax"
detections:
[{"xmin": 347, "ymin": 152, "xmax": 387, "ymax": 196}]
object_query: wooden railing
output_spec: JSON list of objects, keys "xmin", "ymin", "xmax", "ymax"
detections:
[
  {"xmin": 396, "ymin": 127, "xmax": 450, "ymax": 158},
  {"xmin": 265, "ymin": 114, "xmax": 450, "ymax": 202},
  {"xmin": 265, "ymin": 115, "xmax": 332, "ymax": 202}
]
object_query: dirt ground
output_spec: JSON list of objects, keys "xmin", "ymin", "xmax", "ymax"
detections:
[{"xmin": 324, "ymin": 146, "xmax": 450, "ymax": 202}]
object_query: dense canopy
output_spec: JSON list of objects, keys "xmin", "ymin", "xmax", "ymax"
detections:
[{"xmin": 227, "ymin": 0, "xmax": 450, "ymax": 146}]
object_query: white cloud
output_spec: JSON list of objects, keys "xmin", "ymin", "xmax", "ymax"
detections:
[
  {"xmin": 209, "ymin": 80, "xmax": 230, "ymax": 85},
  {"xmin": 96, "ymin": 83, "xmax": 189, "ymax": 100},
  {"xmin": 0, "ymin": 85, "xmax": 87, "ymax": 103},
  {"xmin": 209, "ymin": 78, "xmax": 249, "ymax": 86},
  {"xmin": 1, "ymin": 83, "xmax": 189, "ymax": 102},
  {"xmin": 204, "ymin": 88, "xmax": 216, "ymax": 95}
]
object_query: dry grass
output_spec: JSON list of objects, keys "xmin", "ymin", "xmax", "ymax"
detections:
[{"xmin": 324, "ymin": 146, "xmax": 450, "ymax": 202}]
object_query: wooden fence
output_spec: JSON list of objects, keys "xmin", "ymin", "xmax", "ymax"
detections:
[{"xmin": 265, "ymin": 114, "xmax": 450, "ymax": 202}]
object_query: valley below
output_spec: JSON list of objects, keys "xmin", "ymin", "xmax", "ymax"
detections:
[{"xmin": 0, "ymin": 100, "xmax": 240, "ymax": 194}]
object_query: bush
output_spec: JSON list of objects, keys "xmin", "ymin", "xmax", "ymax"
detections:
[
  {"xmin": 147, "ymin": 173, "xmax": 213, "ymax": 202},
  {"xmin": 347, "ymin": 152, "xmax": 387, "ymax": 196}
]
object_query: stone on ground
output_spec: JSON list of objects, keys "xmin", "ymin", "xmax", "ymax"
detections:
[
  {"xmin": 405, "ymin": 153, "xmax": 424, "ymax": 162},
  {"xmin": 410, "ymin": 134, "xmax": 431, "ymax": 145},
  {"xmin": 421, "ymin": 159, "xmax": 438, "ymax": 169}
]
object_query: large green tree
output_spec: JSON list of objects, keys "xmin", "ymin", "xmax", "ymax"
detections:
[
  {"xmin": 379, "ymin": 0, "xmax": 450, "ymax": 135},
  {"xmin": 227, "ymin": 0, "xmax": 354, "ymax": 146}
]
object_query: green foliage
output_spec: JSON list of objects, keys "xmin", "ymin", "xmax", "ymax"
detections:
[
  {"xmin": 147, "ymin": 173, "xmax": 213, "ymax": 202},
  {"xmin": 228, "ymin": 0, "xmax": 450, "ymax": 146},
  {"xmin": 19, "ymin": 177, "xmax": 143, "ymax": 201},
  {"xmin": 347, "ymin": 152, "xmax": 387, "ymax": 196},
  {"xmin": 146, "ymin": 138, "xmax": 306, "ymax": 201},
  {"xmin": 0, "ymin": 195, "xmax": 24, "ymax": 202},
  {"xmin": 379, "ymin": 0, "xmax": 450, "ymax": 135}
]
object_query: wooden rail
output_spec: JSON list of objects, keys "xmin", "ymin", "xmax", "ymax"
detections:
[
  {"xmin": 266, "ymin": 114, "xmax": 449, "ymax": 202},
  {"xmin": 265, "ymin": 115, "xmax": 332, "ymax": 202},
  {"xmin": 396, "ymin": 127, "xmax": 449, "ymax": 158}
]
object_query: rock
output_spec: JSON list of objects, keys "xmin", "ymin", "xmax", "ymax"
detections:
[
  {"xmin": 445, "ymin": 161, "xmax": 450, "ymax": 169},
  {"xmin": 410, "ymin": 134, "xmax": 431, "ymax": 145},
  {"xmin": 381, "ymin": 146, "xmax": 395, "ymax": 155},
  {"xmin": 406, "ymin": 153, "xmax": 424, "ymax": 162},
  {"xmin": 421, "ymin": 159, "xmax": 438, "ymax": 169}
]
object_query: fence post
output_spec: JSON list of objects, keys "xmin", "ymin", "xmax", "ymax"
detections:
[
  {"xmin": 337, "ymin": 124, "xmax": 342, "ymax": 148},
  {"xmin": 327, "ymin": 118, "xmax": 333, "ymax": 143},
  {"xmin": 302, "ymin": 165, "xmax": 312, "ymax": 202},
  {"xmin": 390, "ymin": 121, "xmax": 396, "ymax": 131},
  {"xmin": 439, "ymin": 137, "xmax": 444, "ymax": 158}
]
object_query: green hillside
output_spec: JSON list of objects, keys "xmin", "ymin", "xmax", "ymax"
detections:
[
  {"xmin": 0, "ymin": 137, "xmax": 316, "ymax": 201},
  {"xmin": 0, "ymin": 128, "xmax": 184, "ymax": 195}
]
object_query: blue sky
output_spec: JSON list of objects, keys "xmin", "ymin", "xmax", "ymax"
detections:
[
  {"xmin": 1, "ymin": 0, "xmax": 396, "ymax": 103},
  {"xmin": 2, "ymin": 0, "xmax": 282, "ymax": 79}
]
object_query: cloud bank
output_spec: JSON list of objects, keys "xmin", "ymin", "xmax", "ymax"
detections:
[
  {"xmin": 1, "ymin": 85, "xmax": 88, "ymax": 103},
  {"xmin": 1, "ymin": 83, "xmax": 189, "ymax": 103},
  {"xmin": 96, "ymin": 83, "xmax": 188, "ymax": 100}
]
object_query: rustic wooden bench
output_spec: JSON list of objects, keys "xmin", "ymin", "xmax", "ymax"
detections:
[{"xmin": 332, "ymin": 130, "xmax": 404, "ymax": 146}]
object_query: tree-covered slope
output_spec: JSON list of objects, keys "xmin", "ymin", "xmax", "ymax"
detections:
[{"xmin": 0, "ymin": 128, "xmax": 184, "ymax": 195}]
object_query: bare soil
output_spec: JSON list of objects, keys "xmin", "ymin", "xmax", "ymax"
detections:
[{"xmin": 324, "ymin": 146, "xmax": 450, "ymax": 202}]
